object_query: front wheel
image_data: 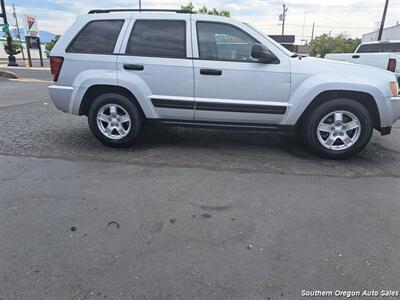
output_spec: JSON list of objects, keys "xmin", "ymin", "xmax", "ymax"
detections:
[
  {"xmin": 88, "ymin": 93, "xmax": 143, "ymax": 148},
  {"xmin": 302, "ymin": 99, "xmax": 373, "ymax": 159}
]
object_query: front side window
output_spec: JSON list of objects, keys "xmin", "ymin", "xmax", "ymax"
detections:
[
  {"xmin": 127, "ymin": 20, "xmax": 186, "ymax": 58},
  {"xmin": 67, "ymin": 20, "xmax": 124, "ymax": 54},
  {"xmin": 197, "ymin": 22, "xmax": 259, "ymax": 62}
]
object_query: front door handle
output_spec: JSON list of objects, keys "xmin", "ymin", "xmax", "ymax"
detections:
[
  {"xmin": 352, "ymin": 55, "xmax": 360, "ymax": 59},
  {"xmin": 200, "ymin": 69, "xmax": 222, "ymax": 76},
  {"xmin": 123, "ymin": 64, "xmax": 144, "ymax": 71}
]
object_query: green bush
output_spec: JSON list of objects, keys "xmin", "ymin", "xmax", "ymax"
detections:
[
  {"xmin": 3, "ymin": 40, "xmax": 22, "ymax": 56},
  {"xmin": 45, "ymin": 35, "xmax": 61, "ymax": 53},
  {"xmin": 309, "ymin": 34, "xmax": 361, "ymax": 58}
]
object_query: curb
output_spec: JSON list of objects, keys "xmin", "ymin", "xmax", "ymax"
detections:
[
  {"xmin": 0, "ymin": 70, "xmax": 18, "ymax": 79},
  {"xmin": 0, "ymin": 64, "xmax": 49, "ymax": 70}
]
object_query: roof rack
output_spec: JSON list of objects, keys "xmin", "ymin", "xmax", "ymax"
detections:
[{"xmin": 88, "ymin": 9, "xmax": 195, "ymax": 14}]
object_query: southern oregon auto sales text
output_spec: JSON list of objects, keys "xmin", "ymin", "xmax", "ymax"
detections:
[{"xmin": 301, "ymin": 290, "xmax": 399, "ymax": 297}]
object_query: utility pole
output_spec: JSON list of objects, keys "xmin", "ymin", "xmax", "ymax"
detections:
[
  {"xmin": 0, "ymin": 0, "xmax": 18, "ymax": 66},
  {"xmin": 12, "ymin": 4, "xmax": 24, "ymax": 61},
  {"xmin": 301, "ymin": 0, "xmax": 308, "ymax": 42},
  {"xmin": 311, "ymin": 22, "xmax": 315, "ymax": 40},
  {"xmin": 378, "ymin": 0, "xmax": 389, "ymax": 41},
  {"xmin": 280, "ymin": 4, "xmax": 288, "ymax": 35},
  {"xmin": 139, "ymin": 0, "xmax": 142, "ymax": 10}
]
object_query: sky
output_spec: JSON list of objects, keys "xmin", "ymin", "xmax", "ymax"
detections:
[{"xmin": 4, "ymin": 0, "xmax": 400, "ymax": 43}]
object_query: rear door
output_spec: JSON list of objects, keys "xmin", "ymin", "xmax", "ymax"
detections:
[{"xmin": 117, "ymin": 14, "xmax": 194, "ymax": 120}]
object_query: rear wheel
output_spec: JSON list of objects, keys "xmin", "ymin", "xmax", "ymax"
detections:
[
  {"xmin": 88, "ymin": 93, "xmax": 142, "ymax": 147},
  {"xmin": 302, "ymin": 99, "xmax": 373, "ymax": 159}
]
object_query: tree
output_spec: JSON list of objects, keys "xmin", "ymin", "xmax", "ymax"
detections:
[
  {"xmin": 4, "ymin": 40, "xmax": 22, "ymax": 56},
  {"xmin": 309, "ymin": 33, "xmax": 361, "ymax": 58},
  {"xmin": 45, "ymin": 35, "xmax": 61, "ymax": 53},
  {"xmin": 181, "ymin": 2, "xmax": 230, "ymax": 17}
]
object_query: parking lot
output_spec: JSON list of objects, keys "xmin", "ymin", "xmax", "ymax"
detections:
[{"xmin": 1, "ymin": 68, "xmax": 400, "ymax": 299}]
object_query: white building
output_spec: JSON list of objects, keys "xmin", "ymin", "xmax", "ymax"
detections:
[{"xmin": 362, "ymin": 23, "xmax": 400, "ymax": 42}]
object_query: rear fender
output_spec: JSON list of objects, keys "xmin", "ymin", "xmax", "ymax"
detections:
[{"xmin": 70, "ymin": 70, "xmax": 118, "ymax": 114}]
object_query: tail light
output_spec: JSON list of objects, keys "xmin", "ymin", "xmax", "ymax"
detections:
[
  {"xmin": 387, "ymin": 58, "xmax": 396, "ymax": 72},
  {"xmin": 390, "ymin": 82, "xmax": 399, "ymax": 97},
  {"xmin": 50, "ymin": 56, "xmax": 64, "ymax": 82}
]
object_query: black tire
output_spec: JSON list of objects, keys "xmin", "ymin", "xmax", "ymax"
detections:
[
  {"xmin": 88, "ymin": 93, "xmax": 143, "ymax": 148},
  {"xmin": 302, "ymin": 98, "xmax": 373, "ymax": 159}
]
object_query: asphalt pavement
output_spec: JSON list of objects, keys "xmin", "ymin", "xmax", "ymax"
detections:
[{"xmin": 1, "ymin": 67, "xmax": 400, "ymax": 299}]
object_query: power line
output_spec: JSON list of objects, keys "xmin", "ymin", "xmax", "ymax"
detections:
[{"xmin": 301, "ymin": 0, "xmax": 308, "ymax": 41}]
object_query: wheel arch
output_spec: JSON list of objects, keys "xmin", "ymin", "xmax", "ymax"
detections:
[
  {"xmin": 296, "ymin": 90, "xmax": 381, "ymax": 129},
  {"xmin": 79, "ymin": 85, "xmax": 145, "ymax": 117}
]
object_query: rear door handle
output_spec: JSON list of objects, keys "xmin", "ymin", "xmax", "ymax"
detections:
[
  {"xmin": 200, "ymin": 69, "xmax": 222, "ymax": 76},
  {"xmin": 123, "ymin": 64, "xmax": 144, "ymax": 71},
  {"xmin": 352, "ymin": 55, "xmax": 360, "ymax": 59}
]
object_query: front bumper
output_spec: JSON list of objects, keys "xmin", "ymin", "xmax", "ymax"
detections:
[{"xmin": 48, "ymin": 85, "xmax": 74, "ymax": 113}]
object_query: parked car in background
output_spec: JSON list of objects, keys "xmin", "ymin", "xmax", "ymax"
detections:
[
  {"xmin": 326, "ymin": 41, "xmax": 400, "ymax": 84},
  {"xmin": 49, "ymin": 9, "xmax": 400, "ymax": 159}
]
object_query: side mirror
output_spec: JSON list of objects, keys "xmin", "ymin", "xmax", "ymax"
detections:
[{"xmin": 251, "ymin": 44, "xmax": 278, "ymax": 64}]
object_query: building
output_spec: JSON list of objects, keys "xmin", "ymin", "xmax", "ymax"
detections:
[
  {"xmin": 362, "ymin": 23, "xmax": 400, "ymax": 42},
  {"xmin": 269, "ymin": 35, "xmax": 310, "ymax": 55}
]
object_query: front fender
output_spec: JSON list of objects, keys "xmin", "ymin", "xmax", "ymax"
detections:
[{"xmin": 285, "ymin": 73, "xmax": 391, "ymax": 126}]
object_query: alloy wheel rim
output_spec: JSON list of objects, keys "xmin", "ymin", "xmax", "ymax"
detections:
[
  {"xmin": 96, "ymin": 104, "xmax": 131, "ymax": 140},
  {"xmin": 317, "ymin": 110, "xmax": 361, "ymax": 151}
]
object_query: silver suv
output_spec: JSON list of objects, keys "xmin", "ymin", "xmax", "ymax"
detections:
[{"xmin": 49, "ymin": 9, "xmax": 400, "ymax": 159}]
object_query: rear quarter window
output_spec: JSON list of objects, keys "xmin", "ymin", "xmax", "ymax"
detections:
[
  {"xmin": 126, "ymin": 20, "xmax": 186, "ymax": 58},
  {"xmin": 67, "ymin": 20, "xmax": 124, "ymax": 54}
]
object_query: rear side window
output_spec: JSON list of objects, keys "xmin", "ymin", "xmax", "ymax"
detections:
[
  {"xmin": 382, "ymin": 43, "xmax": 400, "ymax": 52},
  {"xmin": 357, "ymin": 43, "xmax": 400, "ymax": 53},
  {"xmin": 126, "ymin": 20, "xmax": 186, "ymax": 58},
  {"xmin": 67, "ymin": 20, "xmax": 124, "ymax": 54}
]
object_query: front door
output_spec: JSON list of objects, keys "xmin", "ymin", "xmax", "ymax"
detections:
[{"xmin": 192, "ymin": 19, "xmax": 291, "ymax": 124}]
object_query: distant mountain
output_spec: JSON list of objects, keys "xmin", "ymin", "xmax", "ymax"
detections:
[{"xmin": 0, "ymin": 29, "xmax": 56, "ymax": 43}]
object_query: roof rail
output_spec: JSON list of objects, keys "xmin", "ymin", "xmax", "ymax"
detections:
[{"xmin": 88, "ymin": 9, "xmax": 195, "ymax": 14}]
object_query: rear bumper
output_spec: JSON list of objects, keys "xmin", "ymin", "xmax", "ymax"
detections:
[
  {"xmin": 48, "ymin": 85, "xmax": 74, "ymax": 113},
  {"xmin": 389, "ymin": 96, "xmax": 400, "ymax": 124}
]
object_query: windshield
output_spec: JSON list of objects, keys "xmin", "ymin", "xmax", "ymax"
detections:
[
  {"xmin": 243, "ymin": 22, "xmax": 293, "ymax": 57},
  {"xmin": 357, "ymin": 43, "xmax": 400, "ymax": 53}
]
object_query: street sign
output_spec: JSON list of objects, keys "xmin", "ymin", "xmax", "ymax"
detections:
[
  {"xmin": 22, "ymin": 14, "xmax": 38, "ymax": 37},
  {"xmin": 1, "ymin": 23, "xmax": 9, "ymax": 33}
]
